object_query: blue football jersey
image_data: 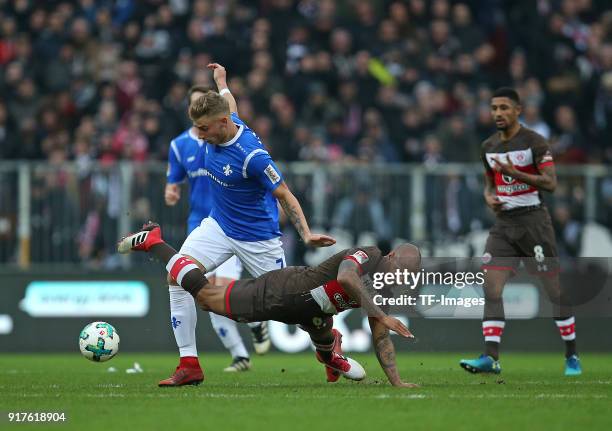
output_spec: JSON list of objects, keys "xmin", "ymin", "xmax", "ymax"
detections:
[
  {"xmin": 167, "ymin": 128, "xmax": 212, "ymax": 233},
  {"xmin": 205, "ymin": 113, "xmax": 283, "ymax": 241}
]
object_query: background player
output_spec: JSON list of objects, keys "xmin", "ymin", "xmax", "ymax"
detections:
[
  {"xmin": 460, "ymin": 88, "xmax": 581, "ymax": 376},
  {"xmin": 164, "ymin": 84, "xmax": 253, "ymax": 375},
  {"xmin": 159, "ymin": 63, "xmax": 336, "ymax": 386},
  {"xmin": 119, "ymin": 222, "xmax": 420, "ymax": 388}
]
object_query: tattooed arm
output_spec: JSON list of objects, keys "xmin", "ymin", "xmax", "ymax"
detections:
[
  {"xmin": 273, "ymin": 182, "xmax": 335, "ymax": 247},
  {"xmin": 337, "ymin": 260, "xmax": 387, "ymax": 320},
  {"xmin": 337, "ymin": 259, "xmax": 414, "ymax": 337},
  {"xmin": 369, "ymin": 316, "xmax": 418, "ymax": 387},
  {"xmin": 483, "ymin": 173, "xmax": 504, "ymax": 213}
]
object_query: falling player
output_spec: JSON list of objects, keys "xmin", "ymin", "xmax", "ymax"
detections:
[
  {"xmin": 460, "ymin": 88, "xmax": 581, "ymax": 376},
  {"xmin": 119, "ymin": 222, "xmax": 420, "ymax": 387}
]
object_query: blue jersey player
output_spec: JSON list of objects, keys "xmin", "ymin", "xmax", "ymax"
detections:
[
  {"xmin": 159, "ymin": 63, "xmax": 336, "ymax": 386},
  {"xmin": 165, "ymin": 87, "xmax": 212, "ymax": 232},
  {"xmin": 161, "ymin": 86, "xmax": 253, "ymax": 385}
]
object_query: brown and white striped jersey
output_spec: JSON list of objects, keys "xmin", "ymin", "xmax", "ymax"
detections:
[{"xmin": 481, "ymin": 127, "xmax": 554, "ymax": 210}]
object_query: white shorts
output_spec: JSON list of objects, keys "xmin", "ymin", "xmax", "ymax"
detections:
[
  {"xmin": 180, "ymin": 217, "xmax": 286, "ymax": 278},
  {"xmin": 206, "ymin": 255, "xmax": 242, "ymax": 280}
]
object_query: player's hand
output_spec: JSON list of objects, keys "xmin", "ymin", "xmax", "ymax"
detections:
[
  {"xmin": 381, "ymin": 316, "xmax": 414, "ymax": 338},
  {"xmin": 164, "ymin": 184, "xmax": 180, "ymax": 206},
  {"xmin": 207, "ymin": 63, "xmax": 227, "ymax": 86},
  {"xmin": 492, "ymin": 156, "xmax": 519, "ymax": 176},
  {"xmin": 391, "ymin": 380, "xmax": 420, "ymax": 388},
  {"xmin": 485, "ymin": 194, "xmax": 504, "ymax": 213},
  {"xmin": 304, "ymin": 233, "xmax": 336, "ymax": 247}
]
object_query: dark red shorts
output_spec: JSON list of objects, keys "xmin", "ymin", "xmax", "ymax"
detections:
[
  {"xmin": 226, "ymin": 279, "xmax": 332, "ymax": 326},
  {"xmin": 483, "ymin": 206, "xmax": 559, "ymax": 275}
]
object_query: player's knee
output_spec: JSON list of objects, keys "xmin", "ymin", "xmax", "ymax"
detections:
[
  {"xmin": 166, "ymin": 255, "xmax": 209, "ymax": 298},
  {"xmin": 181, "ymin": 268, "xmax": 208, "ymax": 298},
  {"xmin": 484, "ymin": 290, "xmax": 503, "ymax": 302}
]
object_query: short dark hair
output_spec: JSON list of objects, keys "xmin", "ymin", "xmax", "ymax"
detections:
[
  {"xmin": 492, "ymin": 87, "xmax": 521, "ymax": 105},
  {"xmin": 188, "ymin": 85, "xmax": 212, "ymax": 100}
]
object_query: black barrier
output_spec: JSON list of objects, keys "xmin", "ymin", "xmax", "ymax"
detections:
[{"xmin": 1, "ymin": 261, "xmax": 612, "ymax": 352}]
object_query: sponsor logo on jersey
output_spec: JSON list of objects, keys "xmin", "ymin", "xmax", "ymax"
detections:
[
  {"xmin": 206, "ymin": 170, "xmax": 232, "ymax": 187},
  {"xmin": 187, "ymin": 156, "xmax": 195, "ymax": 162},
  {"xmin": 352, "ymin": 250, "xmax": 370, "ymax": 265},
  {"xmin": 264, "ymin": 164, "xmax": 281, "ymax": 184},
  {"xmin": 187, "ymin": 168, "xmax": 208, "ymax": 178},
  {"xmin": 223, "ymin": 164, "xmax": 233, "ymax": 176},
  {"xmin": 497, "ymin": 183, "xmax": 531, "ymax": 194},
  {"xmin": 502, "ymin": 174, "xmax": 515, "ymax": 184}
]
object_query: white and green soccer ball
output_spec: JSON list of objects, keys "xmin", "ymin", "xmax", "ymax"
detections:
[{"xmin": 79, "ymin": 321, "xmax": 120, "ymax": 362}]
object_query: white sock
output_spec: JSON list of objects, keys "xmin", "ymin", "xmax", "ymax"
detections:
[
  {"xmin": 169, "ymin": 285, "xmax": 198, "ymax": 357},
  {"xmin": 209, "ymin": 312, "xmax": 249, "ymax": 359}
]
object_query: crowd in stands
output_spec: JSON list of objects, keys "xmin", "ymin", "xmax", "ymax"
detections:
[
  {"xmin": 0, "ymin": 0, "xmax": 611, "ymax": 265},
  {"xmin": 1, "ymin": 0, "xmax": 610, "ymax": 165}
]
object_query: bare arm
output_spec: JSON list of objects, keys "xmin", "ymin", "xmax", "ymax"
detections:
[
  {"xmin": 337, "ymin": 260, "xmax": 413, "ymax": 337},
  {"xmin": 511, "ymin": 163, "xmax": 557, "ymax": 192},
  {"xmin": 273, "ymin": 181, "xmax": 335, "ymax": 247},
  {"xmin": 207, "ymin": 63, "xmax": 238, "ymax": 114},
  {"xmin": 492, "ymin": 158, "xmax": 557, "ymax": 192},
  {"xmin": 164, "ymin": 183, "xmax": 181, "ymax": 206},
  {"xmin": 369, "ymin": 317, "xmax": 418, "ymax": 387},
  {"xmin": 483, "ymin": 173, "xmax": 503, "ymax": 213},
  {"xmin": 337, "ymin": 260, "xmax": 387, "ymax": 320}
]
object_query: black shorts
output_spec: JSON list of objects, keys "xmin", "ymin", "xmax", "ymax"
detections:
[
  {"xmin": 483, "ymin": 206, "xmax": 559, "ymax": 275},
  {"xmin": 226, "ymin": 280, "xmax": 332, "ymax": 327}
]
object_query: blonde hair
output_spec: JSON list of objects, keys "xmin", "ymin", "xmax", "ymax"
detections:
[{"xmin": 189, "ymin": 90, "xmax": 230, "ymax": 120}]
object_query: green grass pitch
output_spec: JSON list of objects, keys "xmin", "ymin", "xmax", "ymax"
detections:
[{"xmin": 1, "ymin": 353, "xmax": 611, "ymax": 430}]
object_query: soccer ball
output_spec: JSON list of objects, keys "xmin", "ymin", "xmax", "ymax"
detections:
[{"xmin": 79, "ymin": 321, "xmax": 120, "ymax": 362}]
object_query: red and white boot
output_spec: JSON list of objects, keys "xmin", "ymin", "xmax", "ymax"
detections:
[
  {"xmin": 316, "ymin": 329, "xmax": 366, "ymax": 382},
  {"xmin": 158, "ymin": 357, "xmax": 204, "ymax": 387},
  {"xmin": 117, "ymin": 222, "xmax": 164, "ymax": 253}
]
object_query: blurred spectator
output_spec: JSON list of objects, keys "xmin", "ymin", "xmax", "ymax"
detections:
[
  {"xmin": 298, "ymin": 133, "xmax": 330, "ymax": 163},
  {"xmin": 522, "ymin": 102, "xmax": 551, "ymax": 139},
  {"xmin": 474, "ymin": 102, "xmax": 495, "ymax": 142},
  {"xmin": 0, "ymin": 101, "xmax": 17, "ymax": 159},
  {"xmin": 552, "ymin": 105, "xmax": 587, "ymax": 163},
  {"xmin": 30, "ymin": 165, "xmax": 80, "ymax": 263},
  {"xmin": 332, "ymin": 178, "xmax": 391, "ymax": 242},
  {"xmin": 599, "ymin": 178, "xmax": 612, "ymax": 229},
  {"xmin": 45, "ymin": 43, "xmax": 76, "ymax": 92},
  {"xmin": 300, "ymin": 82, "xmax": 342, "ymax": 132},
  {"xmin": 552, "ymin": 203, "xmax": 583, "ymax": 257},
  {"xmin": 436, "ymin": 115, "xmax": 479, "ymax": 162},
  {"xmin": 112, "ymin": 113, "xmax": 149, "ymax": 161},
  {"xmin": 8, "ymin": 77, "xmax": 40, "ymax": 129}
]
